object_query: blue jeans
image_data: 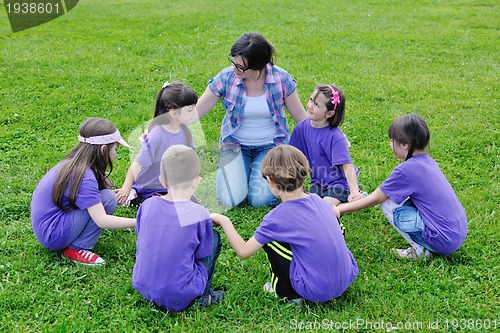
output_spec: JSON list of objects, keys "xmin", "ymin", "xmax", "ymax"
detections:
[
  {"xmin": 216, "ymin": 143, "xmax": 278, "ymax": 208},
  {"xmin": 393, "ymin": 200, "xmax": 434, "ymax": 252},
  {"xmin": 199, "ymin": 230, "xmax": 221, "ymax": 295},
  {"xmin": 68, "ymin": 189, "xmax": 117, "ymax": 250}
]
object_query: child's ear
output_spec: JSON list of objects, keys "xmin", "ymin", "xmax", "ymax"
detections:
[
  {"xmin": 326, "ymin": 110, "xmax": 336, "ymax": 118},
  {"xmin": 159, "ymin": 175, "xmax": 167, "ymax": 188},
  {"xmin": 100, "ymin": 145, "xmax": 107, "ymax": 156},
  {"xmin": 266, "ymin": 175, "xmax": 276, "ymax": 187},
  {"xmin": 192, "ymin": 176, "xmax": 202, "ymax": 190}
]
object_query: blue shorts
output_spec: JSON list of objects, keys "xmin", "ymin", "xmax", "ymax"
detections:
[
  {"xmin": 309, "ymin": 184, "xmax": 349, "ymax": 203},
  {"xmin": 393, "ymin": 200, "xmax": 434, "ymax": 252}
]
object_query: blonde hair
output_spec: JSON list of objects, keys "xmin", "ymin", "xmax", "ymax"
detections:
[
  {"xmin": 160, "ymin": 145, "xmax": 200, "ymax": 189},
  {"xmin": 261, "ymin": 145, "xmax": 310, "ymax": 192}
]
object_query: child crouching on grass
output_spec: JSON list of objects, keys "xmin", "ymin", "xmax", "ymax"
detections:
[
  {"xmin": 132, "ymin": 145, "xmax": 223, "ymax": 311},
  {"xmin": 211, "ymin": 145, "xmax": 358, "ymax": 304},
  {"xmin": 338, "ymin": 114, "xmax": 468, "ymax": 259}
]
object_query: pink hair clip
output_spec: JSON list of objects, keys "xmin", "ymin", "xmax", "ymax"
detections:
[{"xmin": 327, "ymin": 85, "xmax": 340, "ymax": 111}]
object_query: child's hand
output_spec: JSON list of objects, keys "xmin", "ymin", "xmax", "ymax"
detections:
[
  {"xmin": 138, "ymin": 129, "xmax": 149, "ymax": 143},
  {"xmin": 332, "ymin": 204, "xmax": 340, "ymax": 218},
  {"xmin": 210, "ymin": 213, "xmax": 231, "ymax": 227},
  {"xmin": 115, "ymin": 188, "xmax": 130, "ymax": 206},
  {"xmin": 348, "ymin": 191, "xmax": 363, "ymax": 202}
]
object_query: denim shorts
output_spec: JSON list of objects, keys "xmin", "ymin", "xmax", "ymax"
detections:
[
  {"xmin": 393, "ymin": 200, "xmax": 434, "ymax": 251},
  {"xmin": 309, "ymin": 184, "xmax": 350, "ymax": 203}
]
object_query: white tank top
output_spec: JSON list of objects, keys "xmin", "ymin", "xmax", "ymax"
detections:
[{"xmin": 232, "ymin": 94, "xmax": 276, "ymax": 145}]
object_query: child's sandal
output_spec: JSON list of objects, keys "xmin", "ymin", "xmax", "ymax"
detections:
[{"xmin": 394, "ymin": 247, "xmax": 434, "ymax": 260}]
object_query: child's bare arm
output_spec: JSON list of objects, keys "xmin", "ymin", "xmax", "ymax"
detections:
[
  {"xmin": 116, "ymin": 161, "xmax": 142, "ymax": 205},
  {"xmin": 338, "ymin": 188, "xmax": 388, "ymax": 215},
  {"xmin": 342, "ymin": 163, "xmax": 361, "ymax": 202},
  {"xmin": 210, "ymin": 213, "xmax": 262, "ymax": 259},
  {"xmin": 87, "ymin": 203, "xmax": 136, "ymax": 229}
]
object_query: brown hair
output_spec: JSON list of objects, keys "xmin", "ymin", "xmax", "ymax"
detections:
[
  {"xmin": 261, "ymin": 145, "xmax": 310, "ymax": 192},
  {"xmin": 160, "ymin": 145, "xmax": 200, "ymax": 190},
  {"xmin": 52, "ymin": 118, "xmax": 117, "ymax": 211}
]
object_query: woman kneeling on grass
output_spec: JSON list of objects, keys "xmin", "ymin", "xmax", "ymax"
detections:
[
  {"xmin": 211, "ymin": 145, "xmax": 358, "ymax": 304},
  {"xmin": 31, "ymin": 118, "xmax": 136, "ymax": 266},
  {"xmin": 337, "ymin": 114, "xmax": 468, "ymax": 259}
]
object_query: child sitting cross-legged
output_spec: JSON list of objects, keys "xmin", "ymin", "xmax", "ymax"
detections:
[
  {"xmin": 132, "ymin": 145, "xmax": 223, "ymax": 311},
  {"xmin": 211, "ymin": 145, "xmax": 358, "ymax": 304}
]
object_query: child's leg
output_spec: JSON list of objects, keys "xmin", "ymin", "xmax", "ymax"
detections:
[
  {"xmin": 380, "ymin": 199, "xmax": 426, "ymax": 256},
  {"xmin": 262, "ymin": 241, "xmax": 301, "ymax": 300},
  {"xmin": 216, "ymin": 150, "xmax": 248, "ymax": 207},
  {"xmin": 67, "ymin": 189, "xmax": 117, "ymax": 250},
  {"xmin": 199, "ymin": 230, "xmax": 222, "ymax": 296}
]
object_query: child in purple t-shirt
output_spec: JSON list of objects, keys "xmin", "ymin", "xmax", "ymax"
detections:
[
  {"xmin": 290, "ymin": 84, "xmax": 363, "ymax": 207},
  {"xmin": 31, "ymin": 118, "xmax": 136, "ymax": 266},
  {"xmin": 132, "ymin": 145, "xmax": 223, "ymax": 311},
  {"xmin": 338, "ymin": 114, "xmax": 468, "ymax": 259},
  {"xmin": 117, "ymin": 81, "xmax": 198, "ymax": 207},
  {"xmin": 211, "ymin": 145, "xmax": 358, "ymax": 303}
]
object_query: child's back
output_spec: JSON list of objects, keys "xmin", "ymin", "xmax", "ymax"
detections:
[
  {"xmin": 380, "ymin": 154, "xmax": 467, "ymax": 255},
  {"xmin": 132, "ymin": 196, "xmax": 213, "ymax": 311},
  {"xmin": 255, "ymin": 193, "xmax": 358, "ymax": 302}
]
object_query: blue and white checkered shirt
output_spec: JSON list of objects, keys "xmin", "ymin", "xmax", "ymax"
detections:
[{"xmin": 208, "ymin": 64, "xmax": 297, "ymax": 152}]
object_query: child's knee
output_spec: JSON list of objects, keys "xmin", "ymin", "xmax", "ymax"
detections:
[{"xmin": 380, "ymin": 198, "xmax": 396, "ymax": 215}]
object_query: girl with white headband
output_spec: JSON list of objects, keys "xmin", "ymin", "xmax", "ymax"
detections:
[
  {"xmin": 289, "ymin": 84, "xmax": 364, "ymax": 228},
  {"xmin": 31, "ymin": 117, "xmax": 136, "ymax": 266}
]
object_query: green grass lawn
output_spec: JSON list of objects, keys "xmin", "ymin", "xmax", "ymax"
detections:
[{"xmin": 0, "ymin": 0, "xmax": 498, "ymax": 332}]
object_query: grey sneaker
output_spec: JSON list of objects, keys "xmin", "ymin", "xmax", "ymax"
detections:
[{"xmin": 196, "ymin": 289, "xmax": 224, "ymax": 308}]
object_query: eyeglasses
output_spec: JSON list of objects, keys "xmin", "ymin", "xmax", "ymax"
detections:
[{"xmin": 227, "ymin": 55, "xmax": 250, "ymax": 73}]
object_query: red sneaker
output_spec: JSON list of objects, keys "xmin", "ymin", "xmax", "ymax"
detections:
[{"xmin": 62, "ymin": 248, "xmax": 105, "ymax": 266}]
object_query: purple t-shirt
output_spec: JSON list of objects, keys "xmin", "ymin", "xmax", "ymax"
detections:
[
  {"xmin": 31, "ymin": 162, "xmax": 101, "ymax": 250},
  {"xmin": 132, "ymin": 196, "xmax": 213, "ymax": 311},
  {"xmin": 134, "ymin": 125, "xmax": 195, "ymax": 197},
  {"xmin": 290, "ymin": 119, "xmax": 353, "ymax": 191},
  {"xmin": 253, "ymin": 193, "xmax": 358, "ymax": 302},
  {"xmin": 379, "ymin": 154, "xmax": 468, "ymax": 255}
]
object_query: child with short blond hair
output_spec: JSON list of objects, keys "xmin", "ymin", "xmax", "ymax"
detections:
[{"xmin": 132, "ymin": 145, "xmax": 223, "ymax": 311}]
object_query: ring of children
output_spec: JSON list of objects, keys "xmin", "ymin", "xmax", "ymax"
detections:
[{"xmin": 1, "ymin": 0, "xmax": 498, "ymax": 332}]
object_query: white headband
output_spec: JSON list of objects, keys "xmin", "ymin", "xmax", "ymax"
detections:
[{"xmin": 78, "ymin": 130, "xmax": 129, "ymax": 147}]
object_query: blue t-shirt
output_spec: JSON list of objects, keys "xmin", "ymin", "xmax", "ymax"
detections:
[
  {"xmin": 253, "ymin": 193, "xmax": 358, "ymax": 302},
  {"xmin": 31, "ymin": 162, "xmax": 101, "ymax": 250},
  {"xmin": 380, "ymin": 154, "xmax": 468, "ymax": 255},
  {"xmin": 290, "ymin": 119, "xmax": 354, "ymax": 191},
  {"xmin": 132, "ymin": 196, "xmax": 213, "ymax": 311}
]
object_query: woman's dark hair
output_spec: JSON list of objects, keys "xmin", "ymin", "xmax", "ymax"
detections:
[
  {"xmin": 315, "ymin": 84, "xmax": 346, "ymax": 129},
  {"xmin": 52, "ymin": 118, "xmax": 117, "ymax": 211},
  {"xmin": 149, "ymin": 81, "xmax": 198, "ymax": 146},
  {"xmin": 388, "ymin": 113, "xmax": 430, "ymax": 160},
  {"xmin": 230, "ymin": 32, "xmax": 275, "ymax": 71}
]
